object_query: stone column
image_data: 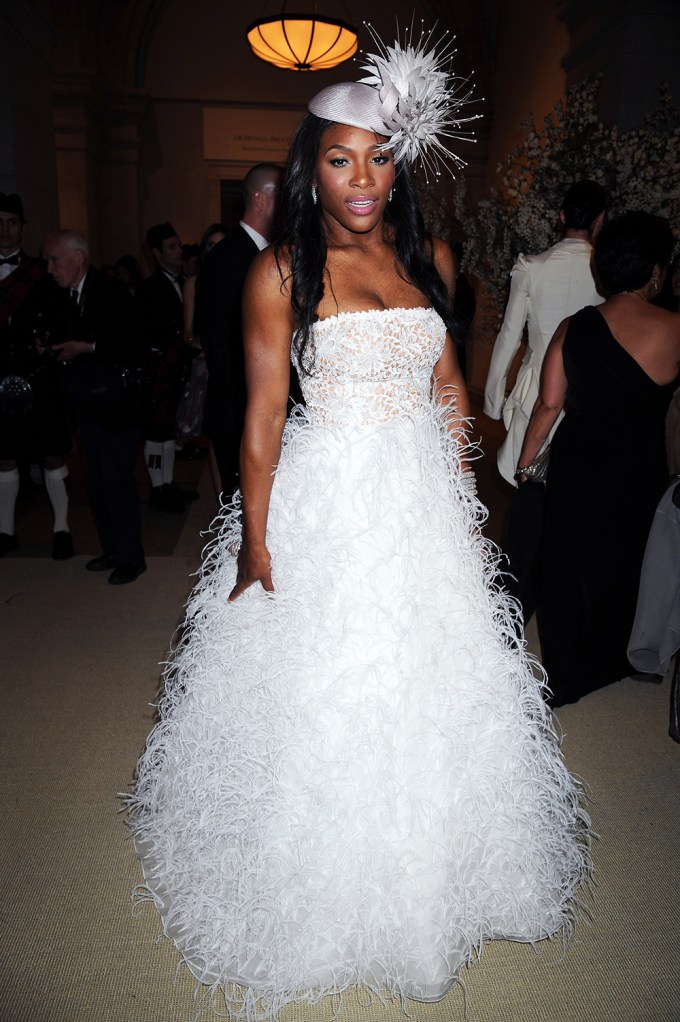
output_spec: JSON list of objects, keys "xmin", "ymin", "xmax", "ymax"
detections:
[
  {"xmin": 100, "ymin": 90, "xmax": 149, "ymax": 265},
  {"xmin": 52, "ymin": 69, "xmax": 104, "ymax": 262}
]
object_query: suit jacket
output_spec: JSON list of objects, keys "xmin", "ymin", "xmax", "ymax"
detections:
[
  {"xmin": 62, "ymin": 267, "xmax": 145, "ymax": 367},
  {"xmin": 196, "ymin": 226, "xmax": 258, "ymax": 378},
  {"xmin": 136, "ymin": 267, "xmax": 183, "ymax": 358},
  {"xmin": 0, "ymin": 253, "xmax": 53, "ymax": 375},
  {"xmin": 47, "ymin": 267, "xmax": 147, "ymax": 427},
  {"xmin": 195, "ymin": 225, "xmax": 259, "ymax": 435},
  {"xmin": 484, "ymin": 238, "xmax": 603, "ymax": 485}
]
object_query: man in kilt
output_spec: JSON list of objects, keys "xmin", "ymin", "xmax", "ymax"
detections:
[{"xmin": 0, "ymin": 193, "xmax": 74, "ymax": 559}]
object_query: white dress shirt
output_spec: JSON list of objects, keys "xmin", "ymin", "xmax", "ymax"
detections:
[
  {"xmin": 0, "ymin": 248, "xmax": 21, "ymax": 282},
  {"xmin": 484, "ymin": 238, "xmax": 603, "ymax": 485},
  {"xmin": 239, "ymin": 221, "xmax": 269, "ymax": 252}
]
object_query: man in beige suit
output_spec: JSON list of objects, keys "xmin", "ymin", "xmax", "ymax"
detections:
[
  {"xmin": 484, "ymin": 180, "xmax": 606, "ymax": 622},
  {"xmin": 485, "ymin": 180, "xmax": 606, "ymax": 486}
]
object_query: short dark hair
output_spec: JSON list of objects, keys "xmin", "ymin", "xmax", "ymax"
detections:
[
  {"xmin": 0, "ymin": 192, "xmax": 25, "ymax": 223},
  {"xmin": 146, "ymin": 222, "xmax": 178, "ymax": 253},
  {"xmin": 115, "ymin": 254, "xmax": 142, "ymax": 286},
  {"xmin": 594, "ymin": 210, "xmax": 675, "ymax": 295},
  {"xmin": 243, "ymin": 163, "xmax": 282, "ymax": 204},
  {"xmin": 561, "ymin": 180, "xmax": 606, "ymax": 231}
]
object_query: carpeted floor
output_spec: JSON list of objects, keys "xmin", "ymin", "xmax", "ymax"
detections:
[{"xmin": 1, "ymin": 416, "xmax": 678, "ymax": 1022}]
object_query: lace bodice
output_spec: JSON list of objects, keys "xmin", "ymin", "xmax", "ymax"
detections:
[{"xmin": 296, "ymin": 307, "xmax": 446, "ymax": 428}]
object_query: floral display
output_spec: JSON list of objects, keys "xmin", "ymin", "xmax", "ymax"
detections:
[{"xmin": 436, "ymin": 76, "xmax": 680, "ymax": 330}]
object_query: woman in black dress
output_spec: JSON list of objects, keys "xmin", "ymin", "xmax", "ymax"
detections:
[{"xmin": 517, "ymin": 211, "xmax": 680, "ymax": 706}]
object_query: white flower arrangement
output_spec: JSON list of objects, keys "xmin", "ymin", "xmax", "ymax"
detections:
[{"xmin": 446, "ymin": 77, "xmax": 680, "ymax": 331}]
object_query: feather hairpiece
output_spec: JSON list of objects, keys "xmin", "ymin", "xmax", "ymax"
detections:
[
  {"xmin": 359, "ymin": 21, "xmax": 481, "ymax": 178},
  {"xmin": 308, "ymin": 22, "xmax": 480, "ymax": 179}
]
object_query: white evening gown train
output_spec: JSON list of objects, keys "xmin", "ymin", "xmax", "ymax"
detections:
[{"xmin": 129, "ymin": 307, "xmax": 591, "ymax": 1020}]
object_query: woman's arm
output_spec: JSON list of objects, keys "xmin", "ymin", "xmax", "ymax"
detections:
[
  {"xmin": 228, "ymin": 249, "xmax": 294, "ymax": 601},
  {"xmin": 516, "ymin": 317, "xmax": 569, "ymax": 480},
  {"xmin": 431, "ymin": 239, "xmax": 471, "ymax": 463}
]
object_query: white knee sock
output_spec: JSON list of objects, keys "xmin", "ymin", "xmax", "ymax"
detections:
[
  {"xmin": 44, "ymin": 465, "xmax": 70, "ymax": 533},
  {"xmin": 144, "ymin": 440, "xmax": 164, "ymax": 488},
  {"xmin": 0, "ymin": 468, "xmax": 20, "ymax": 535},
  {"xmin": 161, "ymin": 439, "xmax": 176, "ymax": 485}
]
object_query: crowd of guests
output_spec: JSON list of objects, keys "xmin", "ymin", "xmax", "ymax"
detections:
[
  {"xmin": 486, "ymin": 184, "xmax": 680, "ymax": 714},
  {"xmin": 0, "ymin": 166, "xmax": 282, "ymax": 583}
]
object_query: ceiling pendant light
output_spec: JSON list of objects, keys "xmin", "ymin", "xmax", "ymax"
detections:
[{"xmin": 246, "ymin": 5, "xmax": 358, "ymax": 72}]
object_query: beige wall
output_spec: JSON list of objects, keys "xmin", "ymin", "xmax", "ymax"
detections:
[
  {"xmin": 486, "ymin": 0, "xmax": 569, "ymax": 183},
  {"xmin": 137, "ymin": 102, "xmax": 205, "ymax": 265}
]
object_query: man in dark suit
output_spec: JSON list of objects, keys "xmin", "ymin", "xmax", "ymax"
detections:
[
  {"xmin": 43, "ymin": 229, "xmax": 147, "ymax": 584},
  {"xmin": 196, "ymin": 163, "xmax": 282, "ymax": 500},
  {"xmin": 0, "ymin": 194, "xmax": 74, "ymax": 559},
  {"xmin": 136, "ymin": 222, "xmax": 193, "ymax": 513}
]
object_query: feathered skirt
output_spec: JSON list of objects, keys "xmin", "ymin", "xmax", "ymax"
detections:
[{"xmin": 128, "ymin": 401, "xmax": 591, "ymax": 1019}]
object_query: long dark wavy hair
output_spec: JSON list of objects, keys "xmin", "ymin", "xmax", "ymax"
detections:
[{"xmin": 272, "ymin": 113, "xmax": 455, "ymax": 375}]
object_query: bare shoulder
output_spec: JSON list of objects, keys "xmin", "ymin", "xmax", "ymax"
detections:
[
  {"xmin": 549, "ymin": 315, "xmax": 571, "ymax": 349},
  {"xmin": 654, "ymin": 304, "xmax": 680, "ymax": 336},
  {"xmin": 651, "ymin": 306, "xmax": 680, "ymax": 359},
  {"xmin": 244, "ymin": 246, "xmax": 293, "ymax": 315},
  {"xmin": 247, "ymin": 246, "xmax": 288, "ymax": 289}
]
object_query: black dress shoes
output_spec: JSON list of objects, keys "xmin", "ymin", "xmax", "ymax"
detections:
[
  {"xmin": 0, "ymin": 532, "xmax": 19, "ymax": 556},
  {"xmin": 52, "ymin": 531, "xmax": 75, "ymax": 560},
  {"xmin": 149, "ymin": 483, "xmax": 187, "ymax": 513},
  {"xmin": 108, "ymin": 560, "xmax": 147, "ymax": 585},
  {"xmin": 86, "ymin": 552, "xmax": 117, "ymax": 572}
]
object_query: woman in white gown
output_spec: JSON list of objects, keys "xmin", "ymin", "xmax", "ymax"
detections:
[{"xmin": 128, "ymin": 30, "xmax": 591, "ymax": 1021}]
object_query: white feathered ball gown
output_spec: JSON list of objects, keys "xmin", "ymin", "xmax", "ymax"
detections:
[{"xmin": 129, "ymin": 307, "xmax": 591, "ymax": 1020}]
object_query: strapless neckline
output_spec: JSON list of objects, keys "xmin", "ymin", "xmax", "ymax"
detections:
[{"xmin": 315, "ymin": 306, "xmax": 435, "ymax": 328}]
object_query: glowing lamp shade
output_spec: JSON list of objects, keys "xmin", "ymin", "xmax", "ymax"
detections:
[{"xmin": 246, "ymin": 14, "xmax": 358, "ymax": 71}]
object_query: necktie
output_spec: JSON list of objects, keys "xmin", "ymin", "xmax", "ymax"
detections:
[{"xmin": 0, "ymin": 254, "xmax": 20, "ymax": 266}]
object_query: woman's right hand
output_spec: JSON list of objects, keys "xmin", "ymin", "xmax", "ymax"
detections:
[{"xmin": 228, "ymin": 542, "xmax": 274, "ymax": 601}]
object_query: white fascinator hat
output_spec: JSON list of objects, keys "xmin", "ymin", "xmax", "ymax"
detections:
[{"xmin": 307, "ymin": 22, "xmax": 480, "ymax": 178}]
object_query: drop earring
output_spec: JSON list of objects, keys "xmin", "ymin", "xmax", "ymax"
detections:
[
  {"xmin": 311, "ymin": 186, "xmax": 318, "ymax": 205},
  {"xmin": 388, "ymin": 188, "xmax": 394, "ymax": 202}
]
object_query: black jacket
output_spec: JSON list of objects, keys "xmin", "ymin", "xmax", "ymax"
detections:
[{"xmin": 136, "ymin": 267, "xmax": 183, "ymax": 357}]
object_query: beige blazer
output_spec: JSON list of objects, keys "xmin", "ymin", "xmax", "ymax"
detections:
[{"xmin": 484, "ymin": 238, "xmax": 603, "ymax": 485}]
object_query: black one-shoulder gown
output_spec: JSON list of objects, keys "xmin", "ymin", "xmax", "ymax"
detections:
[{"xmin": 539, "ymin": 305, "xmax": 678, "ymax": 706}]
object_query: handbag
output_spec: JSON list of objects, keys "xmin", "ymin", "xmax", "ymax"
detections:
[
  {"xmin": 175, "ymin": 355, "xmax": 208, "ymax": 440},
  {"xmin": 515, "ymin": 444, "xmax": 550, "ymax": 484}
]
